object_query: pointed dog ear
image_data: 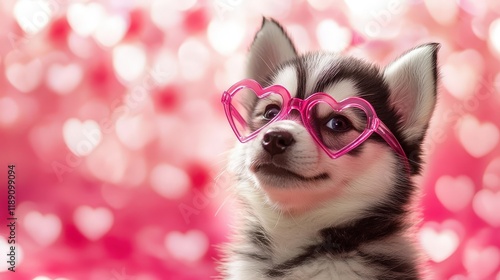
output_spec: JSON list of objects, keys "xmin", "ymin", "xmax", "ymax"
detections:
[
  {"xmin": 383, "ymin": 43, "xmax": 440, "ymax": 144},
  {"xmin": 247, "ymin": 18, "xmax": 298, "ymax": 85}
]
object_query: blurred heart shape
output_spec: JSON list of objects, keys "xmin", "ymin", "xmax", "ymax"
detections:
[
  {"xmin": 463, "ymin": 245, "xmax": 500, "ymax": 279},
  {"xmin": 164, "ymin": 230, "xmax": 208, "ymax": 262},
  {"xmin": 483, "ymin": 158, "xmax": 500, "ymax": 190},
  {"xmin": 489, "ymin": 19, "xmax": 500, "ymax": 59},
  {"xmin": 14, "ymin": 0, "xmax": 55, "ymax": 35},
  {"xmin": 67, "ymin": 2, "xmax": 105, "ymax": 36},
  {"xmin": 0, "ymin": 97, "xmax": 20, "ymax": 126},
  {"xmin": 207, "ymin": 19, "xmax": 245, "ymax": 55},
  {"xmin": 442, "ymin": 50, "xmax": 483, "ymax": 100},
  {"xmin": 150, "ymin": 163, "xmax": 190, "ymax": 200},
  {"xmin": 29, "ymin": 121, "xmax": 62, "ymax": 160},
  {"xmin": 435, "ymin": 175, "xmax": 475, "ymax": 212},
  {"xmin": 419, "ymin": 224, "xmax": 460, "ymax": 262},
  {"xmin": 62, "ymin": 118, "xmax": 102, "ymax": 156},
  {"xmin": 316, "ymin": 20, "xmax": 352, "ymax": 52},
  {"xmin": 178, "ymin": 38, "xmax": 211, "ymax": 81},
  {"xmin": 86, "ymin": 138, "xmax": 128, "ymax": 184},
  {"xmin": 457, "ymin": 114, "xmax": 499, "ymax": 158},
  {"xmin": 6, "ymin": 60, "xmax": 43, "ymax": 93},
  {"xmin": 73, "ymin": 206, "xmax": 114, "ymax": 241},
  {"xmin": 115, "ymin": 114, "xmax": 156, "ymax": 150},
  {"xmin": 93, "ymin": 15, "xmax": 128, "ymax": 47},
  {"xmin": 23, "ymin": 211, "xmax": 62, "ymax": 246},
  {"xmin": 424, "ymin": 0, "xmax": 458, "ymax": 26},
  {"xmin": 47, "ymin": 63, "xmax": 83, "ymax": 95},
  {"xmin": 112, "ymin": 44, "xmax": 147, "ymax": 82},
  {"xmin": 472, "ymin": 189, "xmax": 500, "ymax": 227}
]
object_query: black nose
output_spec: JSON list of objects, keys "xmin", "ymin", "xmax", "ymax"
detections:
[{"xmin": 262, "ymin": 130, "xmax": 295, "ymax": 156}]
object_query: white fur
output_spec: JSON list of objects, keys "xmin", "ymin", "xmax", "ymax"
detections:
[
  {"xmin": 303, "ymin": 54, "xmax": 337, "ymax": 95},
  {"xmin": 271, "ymin": 66, "xmax": 297, "ymax": 95},
  {"xmin": 322, "ymin": 79, "xmax": 360, "ymax": 101}
]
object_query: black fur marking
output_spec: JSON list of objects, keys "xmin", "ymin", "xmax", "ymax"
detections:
[
  {"xmin": 266, "ymin": 215, "xmax": 405, "ymax": 277},
  {"xmin": 358, "ymin": 252, "xmax": 419, "ymax": 280},
  {"xmin": 233, "ymin": 250, "xmax": 270, "ymax": 262},
  {"xmin": 319, "ymin": 215, "xmax": 403, "ymax": 252},
  {"xmin": 425, "ymin": 43, "xmax": 440, "ymax": 94},
  {"xmin": 311, "ymin": 56, "xmax": 380, "ymax": 96},
  {"xmin": 248, "ymin": 226, "xmax": 272, "ymax": 249},
  {"xmin": 295, "ymin": 58, "xmax": 308, "ymax": 99},
  {"xmin": 266, "ymin": 248, "xmax": 317, "ymax": 277}
]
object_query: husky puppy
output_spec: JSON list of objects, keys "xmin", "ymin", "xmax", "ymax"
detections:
[{"xmin": 220, "ymin": 18, "xmax": 439, "ymax": 280}]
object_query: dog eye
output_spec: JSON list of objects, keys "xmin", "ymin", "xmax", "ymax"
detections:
[
  {"xmin": 325, "ymin": 115, "xmax": 352, "ymax": 132},
  {"xmin": 263, "ymin": 104, "xmax": 280, "ymax": 120}
]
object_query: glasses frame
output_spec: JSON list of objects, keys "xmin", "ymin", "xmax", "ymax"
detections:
[{"xmin": 221, "ymin": 79, "xmax": 407, "ymax": 161}]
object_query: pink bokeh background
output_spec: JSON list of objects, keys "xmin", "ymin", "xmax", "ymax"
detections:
[{"xmin": 0, "ymin": 0, "xmax": 499, "ymax": 279}]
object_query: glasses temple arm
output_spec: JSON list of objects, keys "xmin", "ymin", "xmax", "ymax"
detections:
[
  {"xmin": 229, "ymin": 103, "xmax": 248, "ymax": 128},
  {"xmin": 376, "ymin": 121, "xmax": 411, "ymax": 170}
]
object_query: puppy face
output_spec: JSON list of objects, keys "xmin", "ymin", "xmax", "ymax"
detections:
[{"xmin": 228, "ymin": 19, "xmax": 438, "ymax": 215}]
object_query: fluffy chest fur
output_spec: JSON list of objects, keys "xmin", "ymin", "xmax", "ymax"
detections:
[
  {"xmin": 219, "ymin": 18, "xmax": 438, "ymax": 280},
  {"xmin": 224, "ymin": 209, "xmax": 421, "ymax": 279}
]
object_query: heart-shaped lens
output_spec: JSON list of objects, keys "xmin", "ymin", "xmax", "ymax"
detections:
[
  {"xmin": 308, "ymin": 101, "xmax": 367, "ymax": 154},
  {"xmin": 229, "ymin": 87, "xmax": 284, "ymax": 139}
]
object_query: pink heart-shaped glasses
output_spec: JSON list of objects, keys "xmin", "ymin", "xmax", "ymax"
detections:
[{"xmin": 221, "ymin": 79, "xmax": 408, "ymax": 162}]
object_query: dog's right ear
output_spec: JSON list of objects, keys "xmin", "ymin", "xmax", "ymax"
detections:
[{"xmin": 247, "ymin": 18, "xmax": 298, "ymax": 85}]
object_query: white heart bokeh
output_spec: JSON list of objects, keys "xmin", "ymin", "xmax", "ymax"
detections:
[
  {"xmin": 164, "ymin": 230, "xmax": 208, "ymax": 262},
  {"xmin": 67, "ymin": 2, "xmax": 105, "ymax": 37},
  {"xmin": 46, "ymin": 63, "xmax": 83, "ymax": 95},
  {"xmin": 23, "ymin": 211, "xmax": 62, "ymax": 246},
  {"xmin": 457, "ymin": 115, "xmax": 499, "ymax": 158},
  {"xmin": 483, "ymin": 158, "xmax": 500, "ymax": 190},
  {"xmin": 73, "ymin": 206, "xmax": 114, "ymax": 241},
  {"xmin": 150, "ymin": 163, "xmax": 190, "ymax": 200},
  {"xmin": 420, "ymin": 223, "xmax": 460, "ymax": 262},
  {"xmin": 62, "ymin": 118, "xmax": 102, "ymax": 157},
  {"xmin": 472, "ymin": 189, "xmax": 500, "ymax": 227},
  {"xmin": 112, "ymin": 44, "xmax": 147, "ymax": 82},
  {"xmin": 14, "ymin": 0, "xmax": 56, "ymax": 35},
  {"xmin": 435, "ymin": 175, "xmax": 475, "ymax": 212},
  {"xmin": 6, "ymin": 60, "xmax": 43, "ymax": 93},
  {"xmin": 316, "ymin": 20, "xmax": 352, "ymax": 52},
  {"xmin": 93, "ymin": 15, "xmax": 129, "ymax": 47},
  {"xmin": 441, "ymin": 50, "xmax": 484, "ymax": 100},
  {"xmin": 463, "ymin": 245, "xmax": 500, "ymax": 279}
]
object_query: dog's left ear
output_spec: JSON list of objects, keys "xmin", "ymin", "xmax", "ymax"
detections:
[
  {"xmin": 383, "ymin": 43, "xmax": 439, "ymax": 144},
  {"xmin": 247, "ymin": 18, "xmax": 298, "ymax": 85}
]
